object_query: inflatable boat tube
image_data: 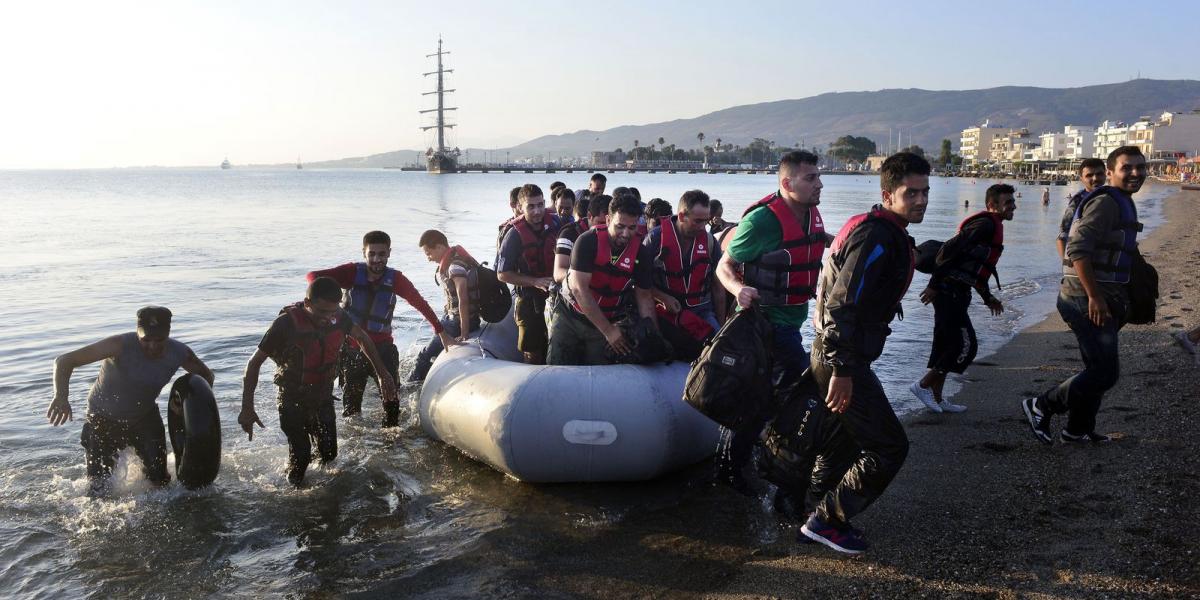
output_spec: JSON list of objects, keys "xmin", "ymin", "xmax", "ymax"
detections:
[
  {"xmin": 167, "ymin": 374, "xmax": 221, "ymax": 489},
  {"xmin": 418, "ymin": 308, "xmax": 721, "ymax": 482}
]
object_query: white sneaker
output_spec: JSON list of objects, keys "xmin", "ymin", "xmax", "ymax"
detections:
[
  {"xmin": 910, "ymin": 381, "xmax": 941, "ymax": 413},
  {"xmin": 940, "ymin": 399, "xmax": 967, "ymax": 413}
]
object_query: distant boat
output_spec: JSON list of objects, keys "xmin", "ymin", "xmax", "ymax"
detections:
[
  {"xmin": 296, "ymin": 156, "xmax": 303, "ymax": 170},
  {"xmin": 220, "ymin": 157, "xmax": 231, "ymax": 170}
]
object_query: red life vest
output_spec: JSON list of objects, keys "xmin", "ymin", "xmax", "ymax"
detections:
[
  {"xmin": 281, "ymin": 302, "xmax": 349, "ymax": 387},
  {"xmin": 740, "ymin": 193, "xmax": 826, "ymax": 306},
  {"xmin": 831, "ymin": 207, "xmax": 916, "ymax": 297},
  {"xmin": 569, "ymin": 225, "xmax": 644, "ymax": 321},
  {"xmin": 512, "ymin": 217, "xmax": 558, "ymax": 278},
  {"xmin": 951, "ymin": 211, "xmax": 1004, "ymax": 289},
  {"xmin": 658, "ymin": 215, "xmax": 713, "ymax": 307}
]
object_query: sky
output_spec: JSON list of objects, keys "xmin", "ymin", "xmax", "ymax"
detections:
[{"xmin": 1, "ymin": 0, "xmax": 1196, "ymax": 169}]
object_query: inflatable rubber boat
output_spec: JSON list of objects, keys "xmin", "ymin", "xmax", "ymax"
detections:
[{"xmin": 418, "ymin": 309, "xmax": 721, "ymax": 482}]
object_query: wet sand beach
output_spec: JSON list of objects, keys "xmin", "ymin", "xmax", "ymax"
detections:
[{"xmin": 481, "ymin": 190, "xmax": 1199, "ymax": 599}]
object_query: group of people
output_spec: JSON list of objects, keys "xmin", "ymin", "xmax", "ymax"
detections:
[{"xmin": 46, "ymin": 144, "xmax": 1179, "ymax": 556}]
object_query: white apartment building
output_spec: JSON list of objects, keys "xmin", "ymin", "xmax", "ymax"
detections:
[
  {"xmin": 1039, "ymin": 125, "xmax": 1096, "ymax": 160},
  {"xmin": 1093, "ymin": 120, "xmax": 1131, "ymax": 159},
  {"xmin": 960, "ymin": 121, "xmax": 1010, "ymax": 163},
  {"xmin": 1145, "ymin": 111, "xmax": 1200, "ymax": 158}
]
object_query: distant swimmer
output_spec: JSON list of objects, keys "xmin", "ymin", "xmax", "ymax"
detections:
[
  {"xmin": 47, "ymin": 306, "xmax": 214, "ymax": 496},
  {"xmin": 964, "ymin": 199, "xmax": 969, "ymax": 208},
  {"xmin": 1056, "ymin": 158, "xmax": 1106, "ymax": 260},
  {"xmin": 1022, "ymin": 146, "xmax": 1148, "ymax": 445},
  {"xmin": 911, "ymin": 184, "xmax": 1015, "ymax": 414},
  {"xmin": 1042, "ymin": 187, "xmax": 1051, "ymax": 205},
  {"xmin": 307, "ymin": 230, "xmax": 451, "ymax": 426},
  {"xmin": 239, "ymin": 277, "xmax": 398, "ymax": 487}
]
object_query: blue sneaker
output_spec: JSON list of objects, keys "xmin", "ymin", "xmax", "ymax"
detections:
[
  {"xmin": 800, "ymin": 514, "xmax": 868, "ymax": 554},
  {"xmin": 1021, "ymin": 397, "xmax": 1054, "ymax": 445}
]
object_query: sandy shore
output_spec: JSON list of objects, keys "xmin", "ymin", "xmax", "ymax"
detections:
[{"xmin": 444, "ymin": 189, "xmax": 1199, "ymax": 599}]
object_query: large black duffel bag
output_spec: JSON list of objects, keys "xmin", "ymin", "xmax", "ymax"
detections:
[{"xmin": 683, "ymin": 305, "xmax": 773, "ymax": 428}]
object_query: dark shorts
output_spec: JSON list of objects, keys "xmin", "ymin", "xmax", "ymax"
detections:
[
  {"xmin": 81, "ymin": 411, "xmax": 169, "ymax": 486},
  {"xmin": 277, "ymin": 385, "xmax": 338, "ymax": 485},
  {"xmin": 515, "ymin": 289, "xmax": 548, "ymax": 355}
]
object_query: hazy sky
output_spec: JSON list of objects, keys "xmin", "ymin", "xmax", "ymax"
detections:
[{"xmin": 2, "ymin": 0, "xmax": 1196, "ymax": 168}]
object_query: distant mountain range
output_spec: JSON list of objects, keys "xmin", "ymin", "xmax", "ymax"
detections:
[{"xmin": 299, "ymin": 79, "xmax": 1200, "ymax": 167}]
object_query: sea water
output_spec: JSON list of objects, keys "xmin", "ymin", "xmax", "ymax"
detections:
[{"xmin": 0, "ymin": 168, "xmax": 1169, "ymax": 597}]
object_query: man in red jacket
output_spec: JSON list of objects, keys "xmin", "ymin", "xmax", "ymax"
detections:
[{"xmin": 307, "ymin": 230, "xmax": 455, "ymax": 426}]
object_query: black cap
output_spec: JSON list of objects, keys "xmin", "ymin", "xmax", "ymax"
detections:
[{"xmin": 136, "ymin": 306, "xmax": 172, "ymax": 338}]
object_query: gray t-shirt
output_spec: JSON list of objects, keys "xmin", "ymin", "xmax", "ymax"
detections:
[{"xmin": 86, "ymin": 332, "xmax": 189, "ymax": 419}]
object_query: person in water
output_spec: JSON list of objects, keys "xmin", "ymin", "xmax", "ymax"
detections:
[
  {"xmin": 911, "ymin": 183, "xmax": 1015, "ymax": 413},
  {"xmin": 1022, "ymin": 146, "xmax": 1147, "ymax": 445},
  {"xmin": 549, "ymin": 193, "xmax": 658, "ymax": 365},
  {"xmin": 47, "ymin": 306, "xmax": 215, "ymax": 495},
  {"xmin": 1057, "ymin": 158, "xmax": 1107, "ymax": 260},
  {"xmin": 239, "ymin": 277, "xmax": 398, "ymax": 486},
  {"xmin": 803, "ymin": 151, "xmax": 929, "ymax": 554},
  {"xmin": 307, "ymin": 230, "xmax": 451, "ymax": 426},
  {"xmin": 715, "ymin": 150, "xmax": 828, "ymax": 493},
  {"xmin": 497, "ymin": 184, "xmax": 561, "ymax": 364},
  {"xmin": 408, "ymin": 230, "xmax": 482, "ymax": 382}
]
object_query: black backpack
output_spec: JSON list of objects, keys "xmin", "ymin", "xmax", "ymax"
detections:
[
  {"xmin": 475, "ymin": 262, "xmax": 512, "ymax": 323},
  {"xmin": 683, "ymin": 305, "xmax": 774, "ymax": 428},
  {"xmin": 1126, "ymin": 248, "xmax": 1158, "ymax": 325},
  {"xmin": 915, "ymin": 240, "xmax": 943, "ymax": 274}
]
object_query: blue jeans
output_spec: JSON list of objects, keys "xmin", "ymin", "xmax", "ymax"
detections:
[
  {"xmin": 1040, "ymin": 293, "xmax": 1126, "ymax": 435},
  {"xmin": 724, "ymin": 323, "xmax": 811, "ymax": 476},
  {"xmin": 408, "ymin": 316, "xmax": 478, "ymax": 383}
]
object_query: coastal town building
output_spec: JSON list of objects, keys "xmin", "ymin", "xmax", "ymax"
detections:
[
  {"xmin": 959, "ymin": 121, "xmax": 1009, "ymax": 163},
  {"xmin": 1093, "ymin": 120, "xmax": 1132, "ymax": 159},
  {"xmin": 1142, "ymin": 111, "xmax": 1200, "ymax": 159},
  {"xmin": 1038, "ymin": 126, "xmax": 1096, "ymax": 160}
]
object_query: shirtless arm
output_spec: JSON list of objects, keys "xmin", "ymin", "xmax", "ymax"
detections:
[
  {"xmin": 238, "ymin": 349, "xmax": 269, "ymax": 440},
  {"xmin": 47, "ymin": 335, "xmax": 123, "ymax": 426}
]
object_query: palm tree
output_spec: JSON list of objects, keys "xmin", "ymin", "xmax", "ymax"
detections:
[
  {"xmin": 697, "ymin": 132, "xmax": 705, "ymax": 148},
  {"xmin": 657, "ymin": 136, "xmax": 665, "ymax": 147},
  {"xmin": 715, "ymin": 137, "xmax": 722, "ymax": 151}
]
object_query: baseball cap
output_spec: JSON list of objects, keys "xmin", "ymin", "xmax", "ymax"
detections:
[{"xmin": 136, "ymin": 306, "xmax": 172, "ymax": 338}]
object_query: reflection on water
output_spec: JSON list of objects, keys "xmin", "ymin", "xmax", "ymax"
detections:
[{"xmin": 0, "ymin": 169, "xmax": 1169, "ymax": 596}]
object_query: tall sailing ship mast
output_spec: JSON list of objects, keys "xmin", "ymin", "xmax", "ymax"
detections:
[{"xmin": 421, "ymin": 37, "xmax": 459, "ymax": 174}]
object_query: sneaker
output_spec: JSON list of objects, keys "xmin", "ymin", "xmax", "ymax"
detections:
[
  {"xmin": 1174, "ymin": 331, "xmax": 1197, "ymax": 356},
  {"xmin": 910, "ymin": 381, "xmax": 942, "ymax": 413},
  {"xmin": 1021, "ymin": 397, "xmax": 1054, "ymax": 445},
  {"xmin": 940, "ymin": 399, "xmax": 968, "ymax": 413},
  {"xmin": 800, "ymin": 514, "xmax": 868, "ymax": 554},
  {"xmin": 1060, "ymin": 430, "xmax": 1112, "ymax": 444}
]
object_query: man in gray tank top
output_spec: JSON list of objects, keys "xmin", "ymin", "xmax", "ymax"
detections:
[{"xmin": 46, "ymin": 306, "xmax": 215, "ymax": 495}]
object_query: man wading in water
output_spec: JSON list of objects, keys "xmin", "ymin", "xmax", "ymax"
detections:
[
  {"xmin": 47, "ymin": 306, "xmax": 215, "ymax": 495},
  {"xmin": 239, "ymin": 277, "xmax": 398, "ymax": 486}
]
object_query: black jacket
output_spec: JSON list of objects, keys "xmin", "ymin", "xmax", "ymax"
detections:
[{"xmin": 812, "ymin": 209, "xmax": 914, "ymax": 375}]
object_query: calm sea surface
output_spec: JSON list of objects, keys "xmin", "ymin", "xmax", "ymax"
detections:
[{"xmin": 0, "ymin": 168, "xmax": 1169, "ymax": 597}]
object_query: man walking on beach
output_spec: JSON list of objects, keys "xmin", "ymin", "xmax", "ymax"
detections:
[
  {"xmin": 1057, "ymin": 158, "xmax": 1107, "ymax": 260},
  {"xmin": 1022, "ymin": 146, "xmax": 1147, "ymax": 444},
  {"xmin": 307, "ymin": 231, "xmax": 452, "ymax": 426},
  {"xmin": 498, "ymin": 184, "xmax": 561, "ymax": 364},
  {"xmin": 801, "ymin": 152, "xmax": 927, "ymax": 554},
  {"xmin": 716, "ymin": 150, "xmax": 827, "ymax": 491},
  {"xmin": 910, "ymin": 183, "xmax": 1015, "ymax": 413}
]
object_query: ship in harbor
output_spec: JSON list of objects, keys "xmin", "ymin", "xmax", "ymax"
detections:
[
  {"xmin": 220, "ymin": 157, "xmax": 231, "ymax": 170},
  {"xmin": 421, "ymin": 37, "xmax": 459, "ymax": 174}
]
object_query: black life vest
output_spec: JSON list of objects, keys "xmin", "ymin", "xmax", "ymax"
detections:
[
  {"xmin": 1062, "ymin": 186, "xmax": 1141, "ymax": 284},
  {"xmin": 569, "ymin": 225, "xmax": 644, "ymax": 321},
  {"xmin": 657, "ymin": 215, "xmax": 714, "ymax": 307},
  {"xmin": 343, "ymin": 264, "xmax": 396, "ymax": 334},
  {"xmin": 947, "ymin": 211, "xmax": 1004, "ymax": 290},
  {"xmin": 740, "ymin": 192, "xmax": 826, "ymax": 306},
  {"xmin": 280, "ymin": 302, "xmax": 349, "ymax": 388}
]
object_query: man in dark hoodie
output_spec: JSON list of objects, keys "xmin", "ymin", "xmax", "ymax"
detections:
[{"xmin": 801, "ymin": 151, "xmax": 928, "ymax": 554}]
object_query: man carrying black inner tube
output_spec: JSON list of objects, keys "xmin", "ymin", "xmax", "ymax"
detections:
[
  {"xmin": 239, "ymin": 277, "xmax": 398, "ymax": 487},
  {"xmin": 47, "ymin": 306, "xmax": 215, "ymax": 495}
]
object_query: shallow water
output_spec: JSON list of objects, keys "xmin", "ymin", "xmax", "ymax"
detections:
[{"xmin": 0, "ymin": 168, "xmax": 1169, "ymax": 597}]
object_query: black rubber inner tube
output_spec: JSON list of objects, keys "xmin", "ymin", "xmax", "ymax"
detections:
[{"xmin": 167, "ymin": 374, "xmax": 221, "ymax": 489}]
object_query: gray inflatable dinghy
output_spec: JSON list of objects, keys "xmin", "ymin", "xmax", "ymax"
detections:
[{"xmin": 418, "ymin": 308, "xmax": 720, "ymax": 482}]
